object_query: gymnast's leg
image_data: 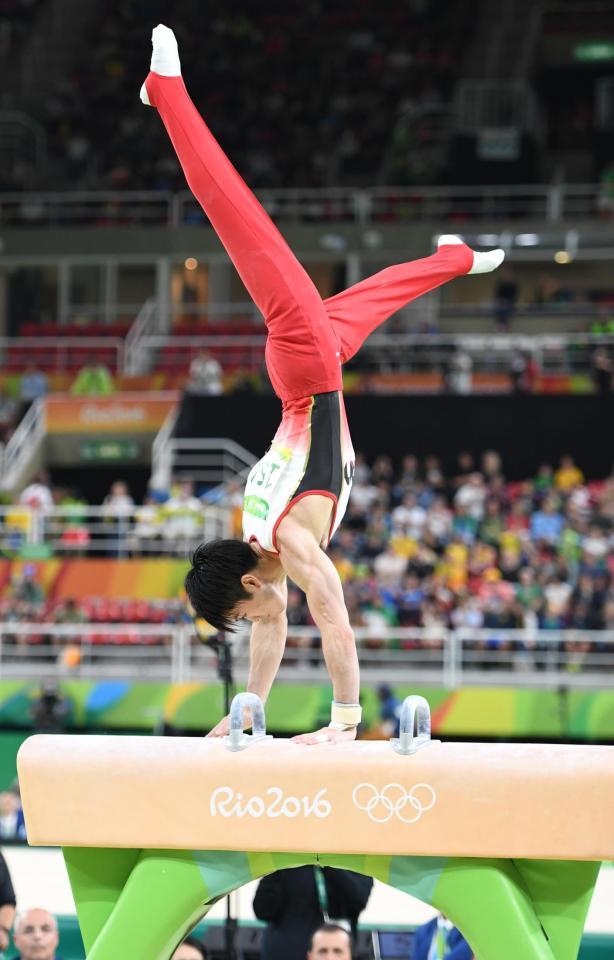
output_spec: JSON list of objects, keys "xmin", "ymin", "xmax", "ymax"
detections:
[
  {"xmin": 324, "ymin": 235, "xmax": 504, "ymax": 363},
  {"xmin": 141, "ymin": 26, "xmax": 341, "ymax": 400}
]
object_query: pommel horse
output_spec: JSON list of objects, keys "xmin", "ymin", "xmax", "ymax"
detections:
[{"xmin": 17, "ymin": 694, "xmax": 614, "ymax": 960}]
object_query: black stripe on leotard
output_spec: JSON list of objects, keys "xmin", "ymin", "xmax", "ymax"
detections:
[{"xmin": 294, "ymin": 392, "xmax": 343, "ymax": 499}]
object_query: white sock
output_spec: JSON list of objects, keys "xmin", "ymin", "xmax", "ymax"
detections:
[
  {"xmin": 140, "ymin": 24, "xmax": 181, "ymax": 106},
  {"xmin": 150, "ymin": 24, "xmax": 181, "ymax": 76},
  {"xmin": 437, "ymin": 234, "xmax": 505, "ymax": 275}
]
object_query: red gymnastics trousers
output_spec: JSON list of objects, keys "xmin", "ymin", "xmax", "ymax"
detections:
[{"xmin": 144, "ymin": 73, "xmax": 473, "ymax": 403}]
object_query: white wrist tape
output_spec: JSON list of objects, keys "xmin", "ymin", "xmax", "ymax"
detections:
[{"xmin": 330, "ymin": 701, "xmax": 362, "ymax": 730}]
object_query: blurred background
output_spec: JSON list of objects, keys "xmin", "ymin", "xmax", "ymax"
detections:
[{"xmin": 0, "ymin": 0, "xmax": 613, "ymax": 957}]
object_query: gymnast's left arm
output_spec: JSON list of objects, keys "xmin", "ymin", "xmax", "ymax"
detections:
[{"xmin": 276, "ymin": 518, "xmax": 361, "ymax": 745}]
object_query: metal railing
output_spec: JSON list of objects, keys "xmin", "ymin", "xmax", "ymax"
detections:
[
  {"xmin": 1, "ymin": 624, "xmax": 613, "ymax": 690},
  {"xmin": 134, "ymin": 332, "xmax": 614, "ymax": 377},
  {"xmin": 0, "ymin": 336, "xmax": 125, "ymax": 373},
  {"xmin": 123, "ymin": 298, "xmax": 159, "ymax": 375},
  {"xmin": 1, "ymin": 184, "xmax": 613, "ymax": 228},
  {"xmin": 151, "ymin": 439, "xmax": 258, "ymax": 489},
  {"xmin": 0, "ymin": 504, "xmax": 230, "ymax": 556},
  {"xmin": 0, "ymin": 397, "xmax": 45, "ymax": 493}
]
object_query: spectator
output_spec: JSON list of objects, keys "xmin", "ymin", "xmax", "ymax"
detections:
[
  {"xmin": 11, "ymin": 908, "xmax": 60, "ymax": 960},
  {"xmin": 454, "ymin": 474, "xmax": 486, "ymax": 521},
  {"xmin": 0, "ymin": 852, "xmax": 15, "ymax": 956},
  {"xmin": 377, "ymin": 683, "xmax": 401, "ymax": 737},
  {"xmin": 162, "ymin": 480, "xmax": 203, "ymax": 542},
  {"xmin": 8, "ymin": 567, "xmax": 43, "ymax": 605},
  {"xmin": 413, "ymin": 913, "xmax": 472, "ymax": 960},
  {"xmin": 187, "ymin": 350, "xmax": 223, "ymax": 395},
  {"xmin": 307, "ymin": 924, "xmax": 352, "ymax": 960},
  {"xmin": 19, "ymin": 472, "xmax": 53, "ymax": 512},
  {"xmin": 446, "ymin": 349, "xmax": 472, "ymax": 394},
  {"xmin": 591, "ymin": 347, "xmax": 612, "ymax": 394},
  {"xmin": 102, "ymin": 480, "xmax": 134, "ymax": 518},
  {"xmin": 253, "ymin": 867, "xmax": 372, "ymax": 960},
  {"xmin": 0, "ymin": 792, "xmax": 26, "ymax": 841},
  {"xmin": 493, "ymin": 267, "xmax": 518, "ymax": 329},
  {"xmin": 554, "ymin": 456, "xmax": 584, "ymax": 491},
  {"xmin": 19, "ymin": 366, "xmax": 48, "ymax": 415},
  {"xmin": 131, "ymin": 494, "xmax": 164, "ymax": 549},
  {"xmin": 70, "ymin": 361, "xmax": 115, "ymax": 396},
  {"xmin": 30, "ymin": 684, "xmax": 70, "ymax": 733},
  {"xmin": 530, "ymin": 497, "xmax": 564, "ymax": 544},
  {"xmin": 171, "ymin": 936, "xmax": 207, "ymax": 959}
]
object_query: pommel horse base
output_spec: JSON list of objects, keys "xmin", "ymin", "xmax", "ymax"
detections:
[{"xmin": 17, "ymin": 697, "xmax": 614, "ymax": 960}]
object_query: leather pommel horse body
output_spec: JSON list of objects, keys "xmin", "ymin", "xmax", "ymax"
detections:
[{"xmin": 17, "ymin": 731, "xmax": 614, "ymax": 960}]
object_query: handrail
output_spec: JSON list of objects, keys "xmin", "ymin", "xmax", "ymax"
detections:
[
  {"xmin": 0, "ymin": 183, "xmax": 612, "ymax": 227},
  {"xmin": 124, "ymin": 298, "xmax": 159, "ymax": 375},
  {"xmin": 0, "ymin": 397, "xmax": 45, "ymax": 492},
  {"xmin": 0, "ymin": 624, "xmax": 612, "ymax": 689}
]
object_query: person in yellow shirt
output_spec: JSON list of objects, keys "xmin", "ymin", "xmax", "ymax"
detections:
[{"xmin": 554, "ymin": 455, "xmax": 584, "ymax": 491}]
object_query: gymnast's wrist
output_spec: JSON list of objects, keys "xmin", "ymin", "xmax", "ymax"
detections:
[{"xmin": 330, "ymin": 701, "xmax": 362, "ymax": 731}]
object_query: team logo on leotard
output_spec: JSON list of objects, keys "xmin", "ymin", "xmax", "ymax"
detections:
[
  {"xmin": 344, "ymin": 460, "xmax": 355, "ymax": 485},
  {"xmin": 352, "ymin": 782, "xmax": 436, "ymax": 824}
]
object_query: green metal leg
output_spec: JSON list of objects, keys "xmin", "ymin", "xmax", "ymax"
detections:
[
  {"xmin": 513, "ymin": 860, "xmax": 601, "ymax": 960},
  {"xmin": 64, "ymin": 847, "xmax": 601, "ymax": 960}
]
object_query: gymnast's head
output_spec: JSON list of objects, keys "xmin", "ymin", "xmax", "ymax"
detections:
[{"xmin": 185, "ymin": 539, "xmax": 286, "ymax": 632}]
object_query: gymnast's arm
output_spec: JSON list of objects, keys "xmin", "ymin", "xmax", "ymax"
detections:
[
  {"xmin": 206, "ymin": 606, "xmax": 287, "ymax": 738},
  {"xmin": 276, "ymin": 516, "xmax": 360, "ymax": 744},
  {"xmin": 245, "ymin": 601, "xmax": 288, "ymax": 703}
]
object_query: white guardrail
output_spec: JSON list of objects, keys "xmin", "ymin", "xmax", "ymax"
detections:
[
  {"xmin": 0, "ymin": 504, "xmax": 230, "ymax": 555},
  {"xmin": 0, "ymin": 184, "xmax": 611, "ymax": 227},
  {"xmin": 0, "ymin": 624, "xmax": 612, "ymax": 689},
  {"xmin": 136, "ymin": 332, "xmax": 614, "ymax": 375}
]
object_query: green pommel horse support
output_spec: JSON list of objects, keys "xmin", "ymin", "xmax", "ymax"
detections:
[{"xmin": 16, "ymin": 694, "xmax": 614, "ymax": 960}]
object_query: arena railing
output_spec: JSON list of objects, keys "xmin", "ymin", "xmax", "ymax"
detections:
[
  {"xmin": 0, "ymin": 503, "xmax": 230, "ymax": 556},
  {"xmin": 0, "ymin": 183, "xmax": 609, "ymax": 227},
  {"xmin": 0, "ymin": 623, "xmax": 612, "ymax": 690},
  {"xmin": 136, "ymin": 331, "xmax": 613, "ymax": 376},
  {"xmin": 0, "ymin": 336, "xmax": 125, "ymax": 372}
]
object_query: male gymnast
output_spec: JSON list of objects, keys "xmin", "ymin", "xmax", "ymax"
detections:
[{"xmin": 142, "ymin": 25, "xmax": 504, "ymax": 744}]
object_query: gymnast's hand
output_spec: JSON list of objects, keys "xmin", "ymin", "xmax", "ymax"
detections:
[
  {"xmin": 206, "ymin": 710, "xmax": 253, "ymax": 739},
  {"xmin": 292, "ymin": 725, "xmax": 357, "ymax": 746}
]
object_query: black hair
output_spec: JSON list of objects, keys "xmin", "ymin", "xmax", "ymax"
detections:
[
  {"xmin": 178, "ymin": 935, "xmax": 207, "ymax": 959},
  {"xmin": 185, "ymin": 539, "xmax": 258, "ymax": 633}
]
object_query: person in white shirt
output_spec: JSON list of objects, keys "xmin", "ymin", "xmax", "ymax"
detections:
[
  {"xmin": 19, "ymin": 473, "xmax": 53, "ymax": 512},
  {"xmin": 187, "ymin": 350, "xmax": 223, "ymax": 395}
]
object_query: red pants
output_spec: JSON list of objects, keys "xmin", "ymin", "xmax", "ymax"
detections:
[{"xmin": 146, "ymin": 73, "xmax": 473, "ymax": 402}]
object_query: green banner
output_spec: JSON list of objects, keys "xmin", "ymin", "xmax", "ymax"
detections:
[{"xmin": 2, "ymin": 681, "xmax": 614, "ymax": 740}]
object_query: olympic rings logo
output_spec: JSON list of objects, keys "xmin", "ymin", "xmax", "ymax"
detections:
[{"xmin": 352, "ymin": 782, "xmax": 436, "ymax": 824}]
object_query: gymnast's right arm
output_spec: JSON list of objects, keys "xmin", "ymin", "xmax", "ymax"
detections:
[
  {"xmin": 245, "ymin": 612, "xmax": 288, "ymax": 704},
  {"xmin": 206, "ymin": 613, "xmax": 287, "ymax": 738}
]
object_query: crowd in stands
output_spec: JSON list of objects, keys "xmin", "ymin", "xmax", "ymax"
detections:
[
  {"xmin": 283, "ymin": 451, "xmax": 614, "ymax": 666},
  {"xmin": 26, "ymin": 0, "xmax": 467, "ymax": 192},
  {"xmin": 0, "ymin": 454, "xmax": 612, "ymax": 672}
]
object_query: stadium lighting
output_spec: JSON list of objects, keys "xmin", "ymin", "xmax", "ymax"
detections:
[{"xmin": 184, "ymin": 257, "xmax": 198, "ymax": 270}]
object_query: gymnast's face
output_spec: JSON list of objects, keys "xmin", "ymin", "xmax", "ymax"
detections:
[{"xmin": 231, "ymin": 574, "xmax": 287, "ymax": 623}]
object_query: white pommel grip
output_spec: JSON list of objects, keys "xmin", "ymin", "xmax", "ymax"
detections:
[{"xmin": 329, "ymin": 701, "xmax": 362, "ymax": 730}]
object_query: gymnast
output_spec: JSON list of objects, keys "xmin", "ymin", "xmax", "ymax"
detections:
[{"xmin": 142, "ymin": 25, "xmax": 504, "ymax": 745}]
